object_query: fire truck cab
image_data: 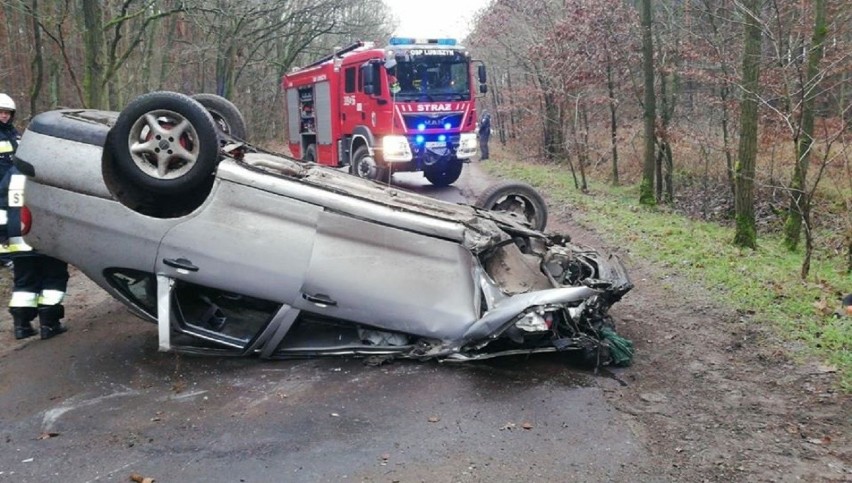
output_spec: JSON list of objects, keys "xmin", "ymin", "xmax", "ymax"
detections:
[{"xmin": 282, "ymin": 38, "xmax": 487, "ymax": 186}]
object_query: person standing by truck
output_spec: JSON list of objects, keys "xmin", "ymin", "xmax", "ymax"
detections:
[
  {"xmin": 478, "ymin": 110, "xmax": 492, "ymax": 160},
  {"xmin": 0, "ymin": 93, "xmax": 70, "ymax": 340}
]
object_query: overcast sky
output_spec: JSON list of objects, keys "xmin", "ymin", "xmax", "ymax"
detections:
[{"xmin": 383, "ymin": 0, "xmax": 492, "ymax": 40}]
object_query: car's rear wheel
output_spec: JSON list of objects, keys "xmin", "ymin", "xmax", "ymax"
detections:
[
  {"xmin": 424, "ymin": 159, "xmax": 463, "ymax": 186},
  {"xmin": 474, "ymin": 181, "xmax": 548, "ymax": 230},
  {"xmin": 191, "ymin": 93, "xmax": 247, "ymax": 141},
  {"xmin": 109, "ymin": 91, "xmax": 220, "ymax": 196},
  {"xmin": 350, "ymin": 145, "xmax": 389, "ymax": 182}
]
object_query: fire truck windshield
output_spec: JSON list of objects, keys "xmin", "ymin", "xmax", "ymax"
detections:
[{"xmin": 387, "ymin": 56, "xmax": 471, "ymax": 101}]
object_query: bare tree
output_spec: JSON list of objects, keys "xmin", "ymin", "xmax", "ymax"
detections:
[
  {"xmin": 733, "ymin": 0, "xmax": 763, "ymax": 249},
  {"xmin": 783, "ymin": 0, "xmax": 827, "ymax": 251},
  {"xmin": 639, "ymin": 0, "xmax": 656, "ymax": 205}
]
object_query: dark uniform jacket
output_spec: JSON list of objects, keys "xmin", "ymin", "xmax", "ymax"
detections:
[{"xmin": 0, "ymin": 123, "xmax": 31, "ymax": 255}]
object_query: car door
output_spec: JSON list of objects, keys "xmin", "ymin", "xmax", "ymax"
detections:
[
  {"xmin": 296, "ymin": 209, "xmax": 480, "ymax": 341},
  {"xmin": 155, "ymin": 178, "xmax": 322, "ymax": 350}
]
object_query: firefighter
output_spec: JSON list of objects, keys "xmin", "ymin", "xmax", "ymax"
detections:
[
  {"xmin": 478, "ymin": 110, "xmax": 492, "ymax": 160},
  {"xmin": 0, "ymin": 93, "xmax": 70, "ymax": 340},
  {"xmin": 0, "ymin": 93, "xmax": 17, "ymax": 269}
]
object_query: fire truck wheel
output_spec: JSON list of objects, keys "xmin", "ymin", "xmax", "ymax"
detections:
[
  {"xmin": 350, "ymin": 146, "xmax": 388, "ymax": 181},
  {"xmin": 424, "ymin": 159, "xmax": 463, "ymax": 187},
  {"xmin": 192, "ymin": 93, "xmax": 248, "ymax": 141},
  {"xmin": 109, "ymin": 91, "xmax": 220, "ymax": 196},
  {"xmin": 303, "ymin": 144, "xmax": 316, "ymax": 162},
  {"xmin": 474, "ymin": 181, "xmax": 548, "ymax": 230}
]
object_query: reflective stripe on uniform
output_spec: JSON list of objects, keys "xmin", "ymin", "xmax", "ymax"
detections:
[
  {"xmin": 0, "ymin": 140, "xmax": 13, "ymax": 153},
  {"xmin": 0, "ymin": 208, "xmax": 6, "ymax": 224},
  {"xmin": 38, "ymin": 290, "xmax": 66, "ymax": 306},
  {"xmin": 8, "ymin": 174, "xmax": 25, "ymax": 190},
  {"xmin": 0, "ymin": 236, "xmax": 32, "ymax": 253},
  {"xmin": 9, "ymin": 291, "xmax": 38, "ymax": 308}
]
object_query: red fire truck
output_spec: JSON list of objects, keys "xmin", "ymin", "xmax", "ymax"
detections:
[{"xmin": 281, "ymin": 37, "xmax": 487, "ymax": 186}]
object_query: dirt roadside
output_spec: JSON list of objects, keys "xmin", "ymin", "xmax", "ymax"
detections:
[
  {"xmin": 463, "ymin": 160, "xmax": 850, "ymax": 482},
  {"xmin": 1, "ymin": 160, "xmax": 849, "ymax": 482}
]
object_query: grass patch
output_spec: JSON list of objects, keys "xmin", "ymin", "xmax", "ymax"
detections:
[{"xmin": 483, "ymin": 159, "xmax": 852, "ymax": 390}]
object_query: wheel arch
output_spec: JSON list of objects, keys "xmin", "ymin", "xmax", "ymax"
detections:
[{"xmin": 350, "ymin": 125, "xmax": 375, "ymax": 158}]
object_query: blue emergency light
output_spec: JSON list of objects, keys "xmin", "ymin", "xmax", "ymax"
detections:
[
  {"xmin": 389, "ymin": 37, "xmax": 457, "ymax": 46},
  {"xmin": 438, "ymin": 135, "xmax": 446, "ymax": 142},
  {"xmin": 415, "ymin": 135, "xmax": 425, "ymax": 144},
  {"xmin": 417, "ymin": 123, "xmax": 426, "ymax": 131}
]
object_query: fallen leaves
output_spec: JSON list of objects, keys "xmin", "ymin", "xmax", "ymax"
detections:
[
  {"xmin": 500, "ymin": 421, "xmax": 533, "ymax": 431},
  {"xmin": 806, "ymin": 436, "xmax": 832, "ymax": 446},
  {"xmin": 129, "ymin": 473, "xmax": 156, "ymax": 483}
]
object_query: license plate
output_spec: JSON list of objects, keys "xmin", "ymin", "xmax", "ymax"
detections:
[
  {"xmin": 425, "ymin": 141, "xmax": 446, "ymax": 149},
  {"xmin": 8, "ymin": 174, "xmax": 25, "ymax": 207}
]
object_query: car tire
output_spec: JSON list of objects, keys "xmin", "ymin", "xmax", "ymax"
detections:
[
  {"xmin": 424, "ymin": 159, "xmax": 463, "ymax": 187},
  {"xmin": 350, "ymin": 145, "xmax": 389, "ymax": 182},
  {"xmin": 191, "ymin": 93, "xmax": 248, "ymax": 141},
  {"xmin": 110, "ymin": 91, "xmax": 220, "ymax": 196},
  {"xmin": 303, "ymin": 144, "xmax": 316, "ymax": 162},
  {"xmin": 474, "ymin": 181, "xmax": 548, "ymax": 231}
]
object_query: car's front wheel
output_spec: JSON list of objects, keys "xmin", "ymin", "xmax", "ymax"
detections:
[
  {"xmin": 474, "ymin": 181, "xmax": 548, "ymax": 231},
  {"xmin": 109, "ymin": 91, "xmax": 220, "ymax": 196},
  {"xmin": 350, "ymin": 146, "xmax": 389, "ymax": 182}
]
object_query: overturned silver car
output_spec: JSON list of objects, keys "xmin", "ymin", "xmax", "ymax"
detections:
[{"xmin": 14, "ymin": 92, "xmax": 633, "ymax": 365}]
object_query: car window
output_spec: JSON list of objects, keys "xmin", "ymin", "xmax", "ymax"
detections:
[
  {"xmin": 173, "ymin": 280, "xmax": 280, "ymax": 347},
  {"xmin": 105, "ymin": 269, "xmax": 281, "ymax": 349},
  {"xmin": 344, "ymin": 67, "xmax": 356, "ymax": 93},
  {"xmin": 106, "ymin": 269, "xmax": 157, "ymax": 317}
]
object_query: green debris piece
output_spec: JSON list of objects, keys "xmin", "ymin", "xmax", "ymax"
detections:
[{"xmin": 601, "ymin": 326, "xmax": 634, "ymax": 366}]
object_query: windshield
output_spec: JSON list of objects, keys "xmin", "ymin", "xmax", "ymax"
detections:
[{"xmin": 387, "ymin": 55, "xmax": 471, "ymax": 101}]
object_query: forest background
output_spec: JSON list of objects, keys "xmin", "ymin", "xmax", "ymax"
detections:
[{"xmin": 0, "ymin": 0, "xmax": 849, "ymax": 379}]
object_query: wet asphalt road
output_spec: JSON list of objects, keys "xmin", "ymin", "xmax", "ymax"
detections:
[{"xmin": 0, "ymin": 164, "xmax": 645, "ymax": 482}]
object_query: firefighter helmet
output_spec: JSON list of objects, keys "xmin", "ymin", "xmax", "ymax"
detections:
[{"xmin": 0, "ymin": 93, "xmax": 15, "ymax": 112}]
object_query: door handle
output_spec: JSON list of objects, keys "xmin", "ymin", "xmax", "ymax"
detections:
[
  {"xmin": 302, "ymin": 293, "xmax": 337, "ymax": 307},
  {"xmin": 163, "ymin": 257, "xmax": 199, "ymax": 272}
]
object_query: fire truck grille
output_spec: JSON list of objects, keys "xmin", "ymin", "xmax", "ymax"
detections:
[{"xmin": 402, "ymin": 113, "xmax": 464, "ymax": 131}]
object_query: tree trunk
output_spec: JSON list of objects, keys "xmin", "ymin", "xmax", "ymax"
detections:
[
  {"xmin": 542, "ymin": 88, "xmax": 565, "ymax": 160},
  {"xmin": 506, "ymin": 68, "xmax": 517, "ymax": 140},
  {"xmin": 606, "ymin": 58, "xmax": 619, "ymax": 186},
  {"xmin": 659, "ymin": 68, "xmax": 677, "ymax": 203},
  {"xmin": 733, "ymin": 0, "xmax": 762, "ymax": 249},
  {"xmin": 81, "ymin": 0, "xmax": 104, "ymax": 108},
  {"xmin": 639, "ymin": 0, "xmax": 657, "ymax": 205},
  {"xmin": 26, "ymin": 0, "xmax": 44, "ymax": 116},
  {"xmin": 784, "ymin": 0, "xmax": 826, "ymax": 253},
  {"xmin": 579, "ymin": 104, "xmax": 590, "ymax": 192},
  {"xmin": 720, "ymin": 84, "xmax": 735, "ymax": 200}
]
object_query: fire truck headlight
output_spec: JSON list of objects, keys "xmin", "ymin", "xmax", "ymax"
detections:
[
  {"xmin": 456, "ymin": 132, "xmax": 478, "ymax": 159},
  {"xmin": 382, "ymin": 135, "xmax": 413, "ymax": 162}
]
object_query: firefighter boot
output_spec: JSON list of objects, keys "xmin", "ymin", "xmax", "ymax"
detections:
[
  {"xmin": 10, "ymin": 307, "xmax": 38, "ymax": 340},
  {"xmin": 38, "ymin": 305, "xmax": 67, "ymax": 340}
]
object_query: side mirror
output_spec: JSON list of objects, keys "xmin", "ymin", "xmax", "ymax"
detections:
[{"xmin": 478, "ymin": 64, "xmax": 487, "ymax": 84}]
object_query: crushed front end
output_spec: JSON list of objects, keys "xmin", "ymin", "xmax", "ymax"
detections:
[{"xmin": 447, "ymin": 228, "xmax": 634, "ymax": 366}]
